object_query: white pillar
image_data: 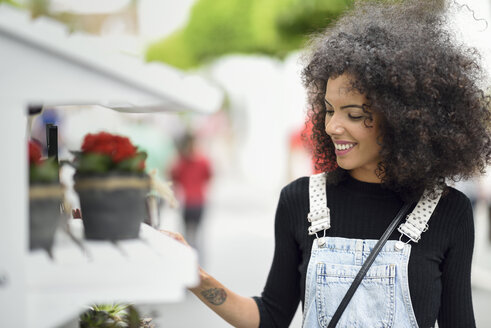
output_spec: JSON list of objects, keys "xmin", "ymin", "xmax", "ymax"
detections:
[{"xmin": 0, "ymin": 98, "xmax": 27, "ymax": 327}]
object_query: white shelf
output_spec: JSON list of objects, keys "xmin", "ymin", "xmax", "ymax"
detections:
[
  {"xmin": 0, "ymin": 6, "xmax": 220, "ymax": 326},
  {"xmin": 27, "ymin": 220, "xmax": 198, "ymax": 328}
]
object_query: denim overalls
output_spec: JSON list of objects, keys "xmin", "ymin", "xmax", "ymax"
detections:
[{"xmin": 302, "ymin": 173, "xmax": 442, "ymax": 328}]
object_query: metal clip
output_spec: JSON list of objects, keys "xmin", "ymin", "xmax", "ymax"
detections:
[
  {"xmin": 315, "ymin": 230, "xmax": 327, "ymax": 247},
  {"xmin": 395, "ymin": 233, "xmax": 412, "ymax": 251}
]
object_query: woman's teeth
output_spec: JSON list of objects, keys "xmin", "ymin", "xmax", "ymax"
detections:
[{"xmin": 335, "ymin": 143, "xmax": 355, "ymax": 150}]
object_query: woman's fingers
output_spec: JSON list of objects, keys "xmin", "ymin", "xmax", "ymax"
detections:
[
  {"xmin": 159, "ymin": 230, "xmax": 190, "ymax": 246},
  {"xmin": 72, "ymin": 208, "xmax": 82, "ymax": 219}
]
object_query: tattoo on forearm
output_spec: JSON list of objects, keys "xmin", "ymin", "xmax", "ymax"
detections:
[{"xmin": 201, "ymin": 288, "xmax": 227, "ymax": 305}]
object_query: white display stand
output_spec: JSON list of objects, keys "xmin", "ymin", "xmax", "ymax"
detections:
[
  {"xmin": 27, "ymin": 221, "xmax": 198, "ymax": 328},
  {"xmin": 0, "ymin": 5, "xmax": 222, "ymax": 327}
]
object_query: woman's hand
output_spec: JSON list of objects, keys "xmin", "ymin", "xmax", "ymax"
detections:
[
  {"xmin": 158, "ymin": 231, "xmax": 259, "ymax": 327},
  {"xmin": 159, "ymin": 230, "xmax": 190, "ymax": 247}
]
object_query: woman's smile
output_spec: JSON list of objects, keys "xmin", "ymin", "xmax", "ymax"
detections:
[{"xmin": 333, "ymin": 140, "xmax": 357, "ymax": 155}]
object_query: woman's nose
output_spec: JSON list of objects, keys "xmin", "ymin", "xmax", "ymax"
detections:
[{"xmin": 325, "ymin": 115, "xmax": 344, "ymax": 136}]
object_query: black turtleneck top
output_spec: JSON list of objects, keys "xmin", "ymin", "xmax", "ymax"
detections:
[{"xmin": 253, "ymin": 175, "xmax": 475, "ymax": 328}]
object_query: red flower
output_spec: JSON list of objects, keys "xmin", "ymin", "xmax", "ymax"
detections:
[
  {"xmin": 81, "ymin": 132, "xmax": 137, "ymax": 163},
  {"xmin": 29, "ymin": 140, "xmax": 42, "ymax": 165},
  {"xmin": 111, "ymin": 136, "xmax": 137, "ymax": 163}
]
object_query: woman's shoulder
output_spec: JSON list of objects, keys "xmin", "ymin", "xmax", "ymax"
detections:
[
  {"xmin": 441, "ymin": 185, "xmax": 472, "ymax": 208},
  {"xmin": 434, "ymin": 185, "xmax": 473, "ymax": 222},
  {"xmin": 281, "ymin": 176, "xmax": 310, "ymax": 196},
  {"xmin": 423, "ymin": 185, "xmax": 475, "ymax": 248}
]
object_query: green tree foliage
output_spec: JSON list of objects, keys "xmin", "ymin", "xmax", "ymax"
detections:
[
  {"xmin": 146, "ymin": 0, "xmax": 354, "ymax": 69},
  {"xmin": 0, "ymin": 0, "xmax": 22, "ymax": 8}
]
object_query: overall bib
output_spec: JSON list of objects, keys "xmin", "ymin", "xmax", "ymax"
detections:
[{"xmin": 302, "ymin": 173, "xmax": 442, "ymax": 328}]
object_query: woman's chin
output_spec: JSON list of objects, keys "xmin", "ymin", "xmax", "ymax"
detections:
[{"xmin": 335, "ymin": 159, "xmax": 354, "ymax": 171}]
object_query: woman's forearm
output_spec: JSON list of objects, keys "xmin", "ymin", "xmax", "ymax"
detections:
[{"xmin": 190, "ymin": 268, "xmax": 260, "ymax": 328}]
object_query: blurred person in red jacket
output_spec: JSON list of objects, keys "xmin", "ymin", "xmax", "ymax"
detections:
[{"xmin": 170, "ymin": 133, "xmax": 212, "ymax": 250}]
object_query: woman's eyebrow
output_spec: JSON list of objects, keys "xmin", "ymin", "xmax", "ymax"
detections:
[
  {"xmin": 324, "ymin": 98, "xmax": 364, "ymax": 110},
  {"xmin": 341, "ymin": 104, "xmax": 364, "ymax": 109}
]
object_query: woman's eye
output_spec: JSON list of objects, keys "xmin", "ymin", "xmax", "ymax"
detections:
[
  {"xmin": 348, "ymin": 114, "xmax": 364, "ymax": 120},
  {"xmin": 326, "ymin": 110, "xmax": 334, "ymax": 116}
]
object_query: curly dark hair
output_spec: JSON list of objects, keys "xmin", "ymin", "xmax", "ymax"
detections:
[{"xmin": 301, "ymin": 0, "xmax": 491, "ymax": 200}]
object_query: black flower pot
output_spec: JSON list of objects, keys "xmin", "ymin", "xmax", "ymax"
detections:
[
  {"xmin": 29, "ymin": 184, "xmax": 63, "ymax": 251},
  {"xmin": 74, "ymin": 173, "xmax": 150, "ymax": 240}
]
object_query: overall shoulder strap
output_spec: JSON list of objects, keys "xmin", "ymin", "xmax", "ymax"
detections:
[
  {"xmin": 397, "ymin": 187, "xmax": 444, "ymax": 243},
  {"xmin": 307, "ymin": 173, "xmax": 331, "ymax": 236}
]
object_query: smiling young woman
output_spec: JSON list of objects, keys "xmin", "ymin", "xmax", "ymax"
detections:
[{"xmin": 168, "ymin": 1, "xmax": 491, "ymax": 327}]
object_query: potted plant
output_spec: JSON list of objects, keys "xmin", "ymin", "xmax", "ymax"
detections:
[
  {"xmin": 79, "ymin": 303, "xmax": 154, "ymax": 328},
  {"xmin": 72, "ymin": 132, "xmax": 150, "ymax": 240},
  {"xmin": 28, "ymin": 140, "xmax": 62, "ymax": 251}
]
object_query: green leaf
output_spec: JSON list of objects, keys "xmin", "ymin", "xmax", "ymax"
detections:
[
  {"xmin": 126, "ymin": 306, "xmax": 141, "ymax": 328},
  {"xmin": 77, "ymin": 153, "xmax": 112, "ymax": 174},
  {"xmin": 29, "ymin": 157, "xmax": 58, "ymax": 183},
  {"xmin": 80, "ymin": 303, "xmax": 135, "ymax": 328},
  {"xmin": 115, "ymin": 152, "xmax": 147, "ymax": 172},
  {"xmin": 79, "ymin": 309, "xmax": 112, "ymax": 327}
]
